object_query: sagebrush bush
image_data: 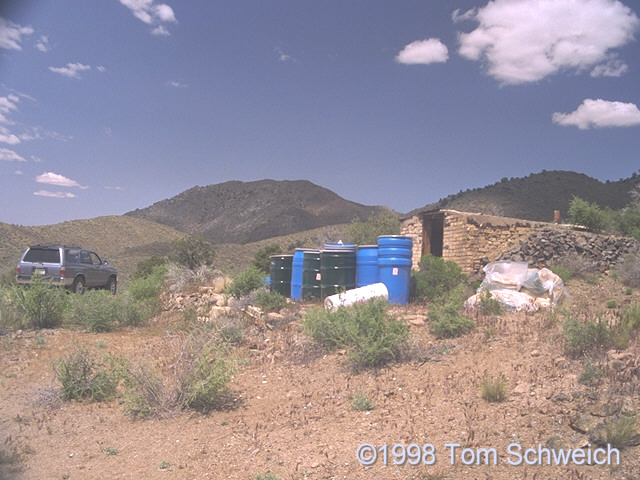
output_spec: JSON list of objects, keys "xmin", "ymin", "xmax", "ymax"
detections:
[
  {"xmin": 351, "ymin": 393, "xmax": 374, "ymax": 411},
  {"xmin": 412, "ymin": 255, "xmax": 467, "ymax": 303},
  {"xmin": 618, "ymin": 254, "xmax": 640, "ymax": 288},
  {"xmin": 563, "ymin": 314, "xmax": 611, "ymax": 358},
  {"xmin": 11, "ymin": 277, "xmax": 68, "ymax": 329},
  {"xmin": 169, "ymin": 235, "xmax": 216, "ymax": 270},
  {"xmin": 54, "ymin": 346, "xmax": 118, "ymax": 401},
  {"xmin": 303, "ymin": 298, "xmax": 409, "ymax": 368},
  {"xmin": 225, "ymin": 267, "xmax": 266, "ymax": 299},
  {"xmin": 428, "ymin": 285, "xmax": 475, "ymax": 339}
]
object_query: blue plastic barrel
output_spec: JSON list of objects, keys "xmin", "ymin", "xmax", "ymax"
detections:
[
  {"xmin": 290, "ymin": 249, "xmax": 306, "ymax": 301},
  {"xmin": 377, "ymin": 235, "xmax": 413, "ymax": 305},
  {"xmin": 356, "ymin": 245, "xmax": 379, "ymax": 287}
]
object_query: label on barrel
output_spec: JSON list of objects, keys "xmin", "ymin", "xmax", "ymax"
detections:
[
  {"xmin": 393, "ymin": 267, "xmax": 398, "ymax": 276},
  {"xmin": 316, "ymin": 273, "xmax": 321, "ymax": 281}
]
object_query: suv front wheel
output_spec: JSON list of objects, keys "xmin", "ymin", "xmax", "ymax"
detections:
[
  {"xmin": 72, "ymin": 277, "xmax": 85, "ymax": 294},
  {"xmin": 106, "ymin": 277, "xmax": 117, "ymax": 295}
]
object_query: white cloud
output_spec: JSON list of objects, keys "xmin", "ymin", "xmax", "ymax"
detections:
[
  {"xmin": 14, "ymin": 170, "xmax": 23, "ymax": 175},
  {"xmin": 0, "ymin": 18, "xmax": 34, "ymax": 50},
  {"xmin": 48, "ymin": 62, "xmax": 91, "ymax": 79},
  {"xmin": 0, "ymin": 94, "xmax": 19, "ymax": 124},
  {"xmin": 151, "ymin": 25, "xmax": 170, "ymax": 36},
  {"xmin": 34, "ymin": 190, "xmax": 77, "ymax": 199},
  {"xmin": 552, "ymin": 99, "xmax": 640, "ymax": 129},
  {"xmin": 120, "ymin": 0, "xmax": 176, "ymax": 33},
  {"xmin": 0, "ymin": 147, "xmax": 25, "ymax": 161},
  {"xmin": 456, "ymin": 0, "xmax": 640, "ymax": 84},
  {"xmin": 167, "ymin": 80, "xmax": 187, "ymax": 88},
  {"xmin": 35, "ymin": 35, "xmax": 50, "ymax": 52},
  {"xmin": 36, "ymin": 171, "xmax": 86, "ymax": 188},
  {"xmin": 590, "ymin": 56, "xmax": 628, "ymax": 77},
  {"xmin": 396, "ymin": 38, "xmax": 449, "ymax": 65},
  {"xmin": 0, "ymin": 126, "xmax": 20, "ymax": 145},
  {"xmin": 96, "ymin": 65, "xmax": 106, "ymax": 73}
]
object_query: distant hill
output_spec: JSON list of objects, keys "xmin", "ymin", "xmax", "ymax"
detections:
[
  {"xmin": 411, "ymin": 170, "xmax": 639, "ymax": 222},
  {"xmin": 124, "ymin": 179, "xmax": 389, "ymax": 244}
]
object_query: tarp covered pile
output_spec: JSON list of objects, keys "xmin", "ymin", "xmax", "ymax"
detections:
[{"xmin": 465, "ymin": 261, "xmax": 567, "ymax": 312}]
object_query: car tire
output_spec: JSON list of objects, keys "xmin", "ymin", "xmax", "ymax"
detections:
[
  {"xmin": 72, "ymin": 277, "xmax": 85, "ymax": 294},
  {"xmin": 106, "ymin": 277, "xmax": 117, "ymax": 295}
]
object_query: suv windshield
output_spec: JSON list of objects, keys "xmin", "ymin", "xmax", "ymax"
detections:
[{"xmin": 23, "ymin": 247, "xmax": 60, "ymax": 263}]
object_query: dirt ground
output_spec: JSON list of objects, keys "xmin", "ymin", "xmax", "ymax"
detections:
[{"xmin": 2, "ymin": 275, "xmax": 640, "ymax": 480}]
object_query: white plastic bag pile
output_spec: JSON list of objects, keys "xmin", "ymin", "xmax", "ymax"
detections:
[{"xmin": 465, "ymin": 261, "xmax": 567, "ymax": 312}]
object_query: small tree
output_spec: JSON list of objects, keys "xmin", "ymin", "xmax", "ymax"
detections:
[
  {"xmin": 170, "ymin": 235, "xmax": 215, "ymax": 270},
  {"xmin": 344, "ymin": 211, "xmax": 401, "ymax": 245},
  {"xmin": 251, "ymin": 244, "xmax": 282, "ymax": 274}
]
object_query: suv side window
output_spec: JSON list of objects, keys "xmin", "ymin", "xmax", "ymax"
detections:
[
  {"xmin": 89, "ymin": 252, "xmax": 102, "ymax": 265},
  {"xmin": 80, "ymin": 251, "xmax": 92, "ymax": 264},
  {"xmin": 65, "ymin": 248, "xmax": 81, "ymax": 264}
]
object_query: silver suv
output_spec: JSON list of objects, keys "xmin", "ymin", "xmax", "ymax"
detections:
[{"xmin": 16, "ymin": 245, "xmax": 117, "ymax": 294}]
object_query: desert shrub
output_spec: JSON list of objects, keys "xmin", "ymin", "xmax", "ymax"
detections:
[
  {"xmin": 563, "ymin": 314, "xmax": 611, "ymax": 358},
  {"xmin": 0, "ymin": 285, "xmax": 21, "ymax": 331},
  {"xmin": 604, "ymin": 416, "xmax": 638, "ymax": 450},
  {"xmin": 611, "ymin": 204, "xmax": 640, "ymax": 241},
  {"xmin": 54, "ymin": 346, "xmax": 118, "ymax": 401},
  {"xmin": 67, "ymin": 290, "xmax": 122, "ymax": 332},
  {"xmin": 351, "ymin": 393, "xmax": 374, "ymax": 411},
  {"xmin": 550, "ymin": 253, "xmax": 599, "ymax": 282},
  {"xmin": 118, "ymin": 359, "xmax": 174, "ymax": 419},
  {"xmin": 11, "ymin": 277, "xmax": 68, "ymax": 329},
  {"xmin": 476, "ymin": 289, "xmax": 503, "ymax": 316},
  {"xmin": 254, "ymin": 289, "xmax": 288, "ymax": 313},
  {"xmin": 225, "ymin": 267, "xmax": 266, "ymax": 299},
  {"xmin": 428, "ymin": 285, "xmax": 475, "ymax": 339},
  {"xmin": 617, "ymin": 254, "xmax": 640, "ymax": 288},
  {"xmin": 622, "ymin": 303, "xmax": 640, "ymax": 331},
  {"xmin": 169, "ymin": 235, "xmax": 215, "ymax": 270},
  {"xmin": 568, "ymin": 197, "xmax": 610, "ymax": 232},
  {"xmin": 303, "ymin": 297, "xmax": 409, "ymax": 368},
  {"xmin": 480, "ymin": 375, "xmax": 507, "ymax": 402},
  {"xmin": 132, "ymin": 255, "xmax": 167, "ymax": 280},
  {"xmin": 175, "ymin": 326, "xmax": 235, "ymax": 413},
  {"xmin": 343, "ymin": 210, "xmax": 401, "ymax": 245},
  {"xmin": 578, "ymin": 358, "xmax": 603, "ymax": 386},
  {"xmin": 412, "ymin": 255, "xmax": 467, "ymax": 303},
  {"xmin": 251, "ymin": 244, "xmax": 282, "ymax": 274}
]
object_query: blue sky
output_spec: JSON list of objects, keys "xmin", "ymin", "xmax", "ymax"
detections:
[{"xmin": 1, "ymin": 0, "xmax": 639, "ymax": 226}]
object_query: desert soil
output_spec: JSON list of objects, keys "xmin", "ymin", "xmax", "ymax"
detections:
[{"xmin": 2, "ymin": 275, "xmax": 640, "ymax": 480}]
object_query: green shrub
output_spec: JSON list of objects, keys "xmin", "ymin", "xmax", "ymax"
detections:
[
  {"xmin": 132, "ymin": 256, "xmax": 167, "ymax": 280},
  {"xmin": 563, "ymin": 314, "xmax": 611, "ymax": 358},
  {"xmin": 428, "ymin": 286, "xmax": 475, "ymax": 339},
  {"xmin": 351, "ymin": 393, "xmax": 374, "ymax": 411},
  {"xmin": 477, "ymin": 289, "xmax": 503, "ymax": 316},
  {"xmin": 251, "ymin": 244, "xmax": 282, "ymax": 275},
  {"xmin": 169, "ymin": 235, "xmax": 215, "ymax": 270},
  {"xmin": 568, "ymin": 197, "xmax": 610, "ymax": 232},
  {"xmin": 480, "ymin": 375, "xmax": 507, "ymax": 402},
  {"xmin": 67, "ymin": 290, "xmax": 122, "ymax": 332},
  {"xmin": 225, "ymin": 267, "xmax": 266, "ymax": 299},
  {"xmin": 303, "ymin": 297, "xmax": 409, "ymax": 368},
  {"xmin": 578, "ymin": 358, "xmax": 603, "ymax": 386},
  {"xmin": 254, "ymin": 289, "xmax": 288, "ymax": 313},
  {"xmin": 612, "ymin": 204, "xmax": 640, "ymax": 241},
  {"xmin": 54, "ymin": 346, "xmax": 118, "ymax": 401},
  {"xmin": 0, "ymin": 285, "xmax": 21, "ymax": 331},
  {"xmin": 412, "ymin": 255, "xmax": 467, "ymax": 303},
  {"xmin": 11, "ymin": 277, "xmax": 68, "ymax": 329},
  {"xmin": 343, "ymin": 211, "xmax": 401, "ymax": 245},
  {"xmin": 622, "ymin": 303, "xmax": 640, "ymax": 331}
]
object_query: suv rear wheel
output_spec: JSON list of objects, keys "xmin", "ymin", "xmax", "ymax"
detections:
[{"xmin": 72, "ymin": 277, "xmax": 85, "ymax": 294}]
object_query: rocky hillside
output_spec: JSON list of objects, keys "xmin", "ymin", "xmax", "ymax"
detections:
[
  {"xmin": 413, "ymin": 170, "xmax": 639, "ymax": 222},
  {"xmin": 125, "ymin": 179, "xmax": 388, "ymax": 244}
]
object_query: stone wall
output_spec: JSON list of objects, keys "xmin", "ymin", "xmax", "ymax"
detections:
[{"xmin": 401, "ymin": 209, "xmax": 639, "ymax": 277}]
